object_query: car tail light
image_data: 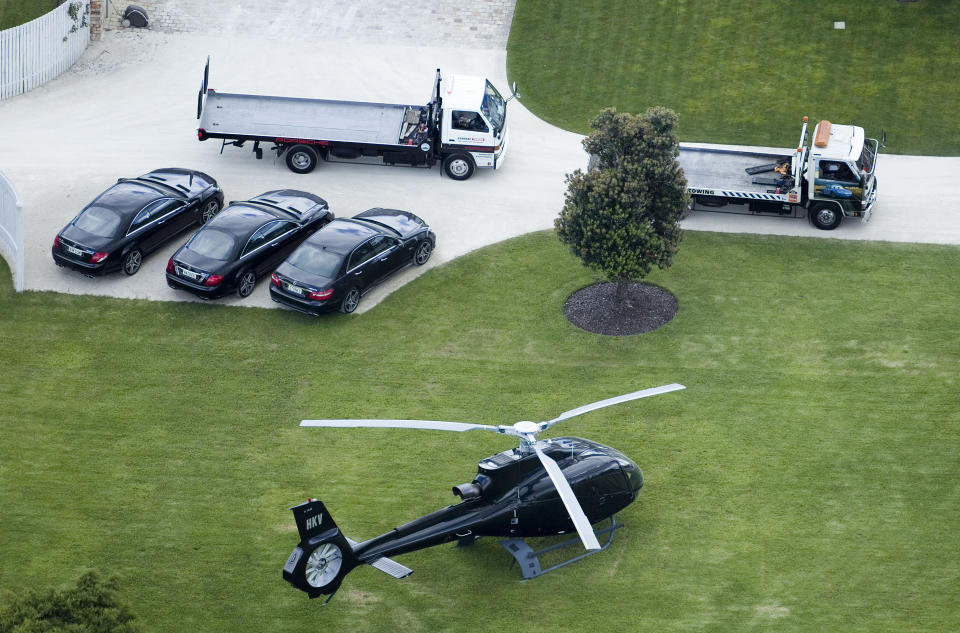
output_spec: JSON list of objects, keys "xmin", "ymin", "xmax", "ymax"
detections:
[
  {"xmin": 270, "ymin": 273, "xmax": 281, "ymax": 286},
  {"xmin": 53, "ymin": 235, "xmax": 60, "ymax": 249},
  {"xmin": 204, "ymin": 274, "xmax": 223, "ymax": 286},
  {"xmin": 167, "ymin": 258, "xmax": 174, "ymax": 272},
  {"xmin": 309, "ymin": 288, "xmax": 334, "ymax": 300},
  {"xmin": 90, "ymin": 252, "xmax": 109, "ymax": 263}
]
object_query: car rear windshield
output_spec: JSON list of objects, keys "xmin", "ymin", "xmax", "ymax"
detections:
[
  {"xmin": 187, "ymin": 229, "xmax": 236, "ymax": 261},
  {"xmin": 287, "ymin": 243, "xmax": 342, "ymax": 278},
  {"xmin": 74, "ymin": 206, "xmax": 122, "ymax": 238}
]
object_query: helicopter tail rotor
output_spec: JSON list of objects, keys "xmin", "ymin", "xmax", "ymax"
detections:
[{"xmin": 283, "ymin": 499, "xmax": 361, "ymax": 600}]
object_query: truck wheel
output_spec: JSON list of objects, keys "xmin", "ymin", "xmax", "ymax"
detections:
[
  {"xmin": 286, "ymin": 145, "xmax": 318, "ymax": 174},
  {"xmin": 443, "ymin": 153, "xmax": 475, "ymax": 180},
  {"xmin": 810, "ymin": 202, "xmax": 842, "ymax": 230},
  {"xmin": 695, "ymin": 195, "xmax": 727, "ymax": 207}
]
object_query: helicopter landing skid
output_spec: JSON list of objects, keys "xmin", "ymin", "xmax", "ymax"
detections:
[{"xmin": 498, "ymin": 516, "xmax": 624, "ymax": 580}]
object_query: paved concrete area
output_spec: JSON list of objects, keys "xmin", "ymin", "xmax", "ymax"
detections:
[
  {"xmin": 1, "ymin": 0, "xmax": 957, "ymax": 315},
  {"xmin": 105, "ymin": 0, "xmax": 516, "ymax": 48},
  {"xmin": 0, "ymin": 27, "xmax": 583, "ymax": 312}
]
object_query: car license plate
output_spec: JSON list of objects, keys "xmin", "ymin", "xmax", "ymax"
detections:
[
  {"xmin": 65, "ymin": 244, "xmax": 83, "ymax": 256},
  {"xmin": 284, "ymin": 283, "xmax": 302, "ymax": 295},
  {"xmin": 177, "ymin": 266, "xmax": 200, "ymax": 281}
]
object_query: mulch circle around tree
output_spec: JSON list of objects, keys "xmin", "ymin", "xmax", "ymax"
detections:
[{"xmin": 563, "ymin": 281, "xmax": 678, "ymax": 336}]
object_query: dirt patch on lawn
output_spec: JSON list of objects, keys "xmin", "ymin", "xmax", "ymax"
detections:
[{"xmin": 563, "ymin": 281, "xmax": 678, "ymax": 336}]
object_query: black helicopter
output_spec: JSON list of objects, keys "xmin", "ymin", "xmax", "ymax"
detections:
[{"xmin": 282, "ymin": 383, "xmax": 685, "ymax": 601}]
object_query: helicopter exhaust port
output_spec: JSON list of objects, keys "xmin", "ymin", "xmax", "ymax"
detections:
[{"xmin": 452, "ymin": 483, "xmax": 482, "ymax": 499}]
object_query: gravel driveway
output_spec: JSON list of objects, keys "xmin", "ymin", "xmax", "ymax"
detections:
[{"xmin": 0, "ymin": 1, "xmax": 956, "ymax": 313}]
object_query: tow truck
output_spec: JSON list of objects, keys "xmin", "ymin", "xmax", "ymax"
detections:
[
  {"xmin": 195, "ymin": 58, "xmax": 514, "ymax": 181},
  {"xmin": 679, "ymin": 117, "xmax": 883, "ymax": 229}
]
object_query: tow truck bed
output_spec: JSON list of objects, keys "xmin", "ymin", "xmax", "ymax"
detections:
[
  {"xmin": 199, "ymin": 91, "xmax": 414, "ymax": 146},
  {"xmin": 678, "ymin": 146, "xmax": 794, "ymax": 197}
]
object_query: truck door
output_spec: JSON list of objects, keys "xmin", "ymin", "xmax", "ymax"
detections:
[
  {"xmin": 813, "ymin": 159, "xmax": 863, "ymax": 203},
  {"xmin": 443, "ymin": 109, "xmax": 497, "ymax": 168}
]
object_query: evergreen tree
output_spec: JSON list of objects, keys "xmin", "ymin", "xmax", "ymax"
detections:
[{"xmin": 556, "ymin": 107, "xmax": 688, "ymax": 304}]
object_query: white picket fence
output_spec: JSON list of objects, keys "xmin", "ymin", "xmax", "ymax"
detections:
[
  {"xmin": 0, "ymin": 0, "xmax": 91, "ymax": 100},
  {"xmin": 0, "ymin": 171, "xmax": 24, "ymax": 292}
]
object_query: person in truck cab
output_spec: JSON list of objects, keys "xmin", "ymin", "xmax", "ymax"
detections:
[{"xmin": 454, "ymin": 111, "xmax": 488, "ymax": 132}]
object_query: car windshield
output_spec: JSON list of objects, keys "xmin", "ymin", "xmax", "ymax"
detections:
[
  {"xmin": 74, "ymin": 206, "xmax": 123, "ymax": 238},
  {"xmin": 286, "ymin": 243, "xmax": 343, "ymax": 278},
  {"xmin": 187, "ymin": 229, "xmax": 236, "ymax": 261},
  {"xmin": 481, "ymin": 80, "xmax": 506, "ymax": 134}
]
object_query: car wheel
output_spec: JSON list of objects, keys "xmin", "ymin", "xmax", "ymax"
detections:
[
  {"xmin": 122, "ymin": 249, "xmax": 142, "ymax": 276},
  {"xmin": 201, "ymin": 198, "xmax": 221, "ymax": 223},
  {"xmin": 443, "ymin": 153, "xmax": 475, "ymax": 180},
  {"xmin": 413, "ymin": 240, "xmax": 433, "ymax": 265},
  {"xmin": 286, "ymin": 145, "xmax": 319, "ymax": 174},
  {"xmin": 237, "ymin": 270, "xmax": 256, "ymax": 298},
  {"xmin": 810, "ymin": 202, "xmax": 842, "ymax": 230},
  {"xmin": 339, "ymin": 287, "xmax": 360, "ymax": 314}
]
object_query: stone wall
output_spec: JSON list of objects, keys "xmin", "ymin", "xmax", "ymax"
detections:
[{"xmin": 89, "ymin": 0, "xmax": 102, "ymax": 40}]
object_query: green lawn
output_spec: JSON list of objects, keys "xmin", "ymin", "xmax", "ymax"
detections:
[
  {"xmin": 2, "ymin": 2, "xmax": 959, "ymax": 630},
  {"xmin": 2, "ymin": 231, "xmax": 959, "ymax": 632},
  {"xmin": 0, "ymin": 0, "xmax": 60, "ymax": 30},
  {"xmin": 508, "ymin": 0, "xmax": 960, "ymax": 155}
]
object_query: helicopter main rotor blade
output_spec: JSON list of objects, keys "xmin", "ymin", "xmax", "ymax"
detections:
[
  {"xmin": 534, "ymin": 444, "xmax": 602, "ymax": 551},
  {"xmin": 300, "ymin": 419, "xmax": 502, "ymax": 434},
  {"xmin": 541, "ymin": 383, "xmax": 686, "ymax": 430}
]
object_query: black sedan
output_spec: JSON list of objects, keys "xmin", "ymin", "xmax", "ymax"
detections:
[
  {"xmin": 166, "ymin": 190, "xmax": 333, "ymax": 299},
  {"xmin": 269, "ymin": 208, "xmax": 435, "ymax": 315},
  {"xmin": 52, "ymin": 168, "xmax": 224, "ymax": 276}
]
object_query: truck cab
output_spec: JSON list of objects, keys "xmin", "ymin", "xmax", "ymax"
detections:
[
  {"xmin": 437, "ymin": 74, "xmax": 510, "ymax": 180},
  {"xmin": 806, "ymin": 120, "xmax": 881, "ymax": 228}
]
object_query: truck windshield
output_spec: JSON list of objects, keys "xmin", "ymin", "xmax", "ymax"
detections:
[
  {"xmin": 481, "ymin": 80, "xmax": 506, "ymax": 135},
  {"xmin": 857, "ymin": 139, "xmax": 877, "ymax": 175}
]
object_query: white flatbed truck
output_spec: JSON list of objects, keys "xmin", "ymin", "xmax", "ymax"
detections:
[
  {"xmin": 196, "ymin": 58, "xmax": 513, "ymax": 181},
  {"xmin": 680, "ymin": 117, "xmax": 883, "ymax": 229}
]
